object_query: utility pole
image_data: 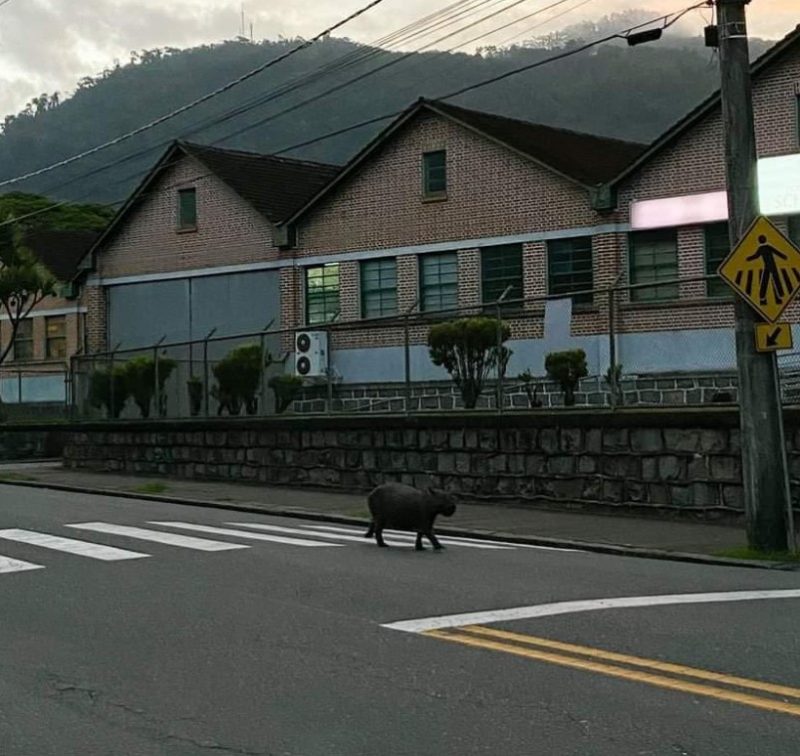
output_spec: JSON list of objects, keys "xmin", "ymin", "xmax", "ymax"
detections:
[{"xmin": 717, "ymin": 0, "xmax": 791, "ymax": 551}]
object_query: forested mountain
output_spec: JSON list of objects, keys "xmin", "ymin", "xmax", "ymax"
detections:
[{"xmin": 0, "ymin": 12, "xmax": 775, "ymax": 205}]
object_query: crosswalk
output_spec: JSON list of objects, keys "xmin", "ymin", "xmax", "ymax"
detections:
[{"xmin": 0, "ymin": 519, "xmax": 568, "ymax": 577}]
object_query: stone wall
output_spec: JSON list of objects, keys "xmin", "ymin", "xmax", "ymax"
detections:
[
  {"xmin": 0, "ymin": 426, "xmax": 65, "ymax": 460},
  {"xmin": 293, "ymin": 372, "xmax": 740, "ymax": 414},
  {"xmin": 62, "ymin": 408, "xmax": 800, "ymax": 516}
]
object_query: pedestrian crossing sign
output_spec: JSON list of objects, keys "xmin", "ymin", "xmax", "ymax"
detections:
[{"xmin": 718, "ymin": 216, "xmax": 800, "ymax": 323}]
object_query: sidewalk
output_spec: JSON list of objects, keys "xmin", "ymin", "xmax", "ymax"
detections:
[{"xmin": 0, "ymin": 460, "xmax": 758, "ymax": 563}]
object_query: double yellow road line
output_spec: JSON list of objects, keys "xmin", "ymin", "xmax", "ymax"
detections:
[{"xmin": 425, "ymin": 625, "xmax": 800, "ymax": 718}]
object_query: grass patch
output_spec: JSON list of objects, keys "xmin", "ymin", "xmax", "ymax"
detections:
[
  {"xmin": 343, "ymin": 506, "xmax": 370, "ymax": 519},
  {"xmin": 131, "ymin": 482, "xmax": 169, "ymax": 495},
  {"xmin": 0, "ymin": 472, "xmax": 36, "ymax": 482},
  {"xmin": 715, "ymin": 547, "xmax": 800, "ymax": 563}
]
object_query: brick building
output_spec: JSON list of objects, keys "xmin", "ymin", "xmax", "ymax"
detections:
[
  {"xmin": 0, "ymin": 229, "xmax": 96, "ymax": 404},
  {"xmin": 78, "ymin": 25, "xmax": 800, "ymax": 409},
  {"xmin": 81, "ymin": 141, "xmax": 339, "ymax": 352},
  {"xmin": 275, "ymin": 25, "xmax": 800, "ymax": 391}
]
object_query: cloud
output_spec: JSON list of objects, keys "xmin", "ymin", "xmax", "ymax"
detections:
[{"xmin": 0, "ymin": 0, "xmax": 794, "ymax": 118}]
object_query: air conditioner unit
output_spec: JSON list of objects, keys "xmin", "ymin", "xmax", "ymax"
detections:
[{"xmin": 295, "ymin": 331, "xmax": 328, "ymax": 377}]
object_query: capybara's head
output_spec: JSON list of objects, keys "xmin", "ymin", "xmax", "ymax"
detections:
[{"xmin": 428, "ymin": 487, "xmax": 457, "ymax": 517}]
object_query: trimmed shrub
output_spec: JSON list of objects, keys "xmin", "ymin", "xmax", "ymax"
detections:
[
  {"xmin": 428, "ymin": 316, "xmax": 511, "ymax": 409},
  {"xmin": 124, "ymin": 356, "xmax": 177, "ymax": 418},
  {"xmin": 88, "ymin": 365, "xmax": 129, "ymax": 418},
  {"xmin": 187, "ymin": 376, "xmax": 203, "ymax": 416},
  {"xmin": 213, "ymin": 344, "xmax": 269, "ymax": 416},
  {"xmin": 545, "ymin": 349, "xmax": 588, "ymax": 407},
  {"xmin": 269, "ymin": 374, "xmax": 302, "ymax": 414}
]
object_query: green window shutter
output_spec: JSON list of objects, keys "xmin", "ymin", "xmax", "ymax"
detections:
[
  {"xmin": 789, "ymin": 215, "xmax": 800, "ymax": 246},
  {"xmin": 547, "ymin": 237, "xmax": 593, "ymax": 304},
  {"xmin": 423, "ymin": 151, "xmax": 447, "ymax": 196},
  {"xmin": 420, "ymin": 253, "xmax": 458, "ymax": 313},
  {"xmin": 629, "ymin": 229, "xmax": 679, "ymax": 302},
  {"xmin": 705, "ymin": 222, "xmax": 732, "ymax": 298},
  {"xmin": 178, "ymin": 188, "xmax": 197, "ymax": 230},
  {"xmin": 306, "ymin": 264, "xmax": 340, "ymax": 325},
  {"xmin": 481, "ymin": 244, "xmax": 523, "ymax": 307},
  {"xmin": 14, "ymin": 319, "xmax": 34, "ymax": 361},
  {"xmin": 361, "ymin": 258, "xmax": 398, "ymax": 318}
]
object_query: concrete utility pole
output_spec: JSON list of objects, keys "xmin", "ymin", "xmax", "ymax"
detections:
[{"xmin": 717, "ymin": 0, "xmax": 791, "ymax": 551}]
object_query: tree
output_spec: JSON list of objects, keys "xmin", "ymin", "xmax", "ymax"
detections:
[
  {"xmin": 0, "ymin": 217, "xmax": 57, "ymax": 367},
  {"xmin": 428, "ymin": 316, "xmax": 510, "ymax": 409}
]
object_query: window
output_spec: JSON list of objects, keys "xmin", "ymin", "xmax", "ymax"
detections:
[
  {"xmin": 46, "ymin": 315, "xmax": 67, "ymax": 359},
  {"xmin": 420, "ymin": 253, "xmax": 458, "ymax": 313},
  {"xmin": 306, "ymin": 264, "xmax": 340, "ymax": 325},
  {"xmin": 705, "ymin": 223, "xmax": 732, "ymax": 298},
  {"xmin": 481, "ymin": 244, "xmax": 523, "ymax": 307},
  {"xmin": 178, "ymin": 188, "xmax": 197, "ymax": 230},
  {"xmin": 629, "ymin": 229, "xmax": 679, "ymax": 302},
  {"xmin": 548, "ymin": 237, "xmax": 593, "ymax": 304},
  {"xmin": 789, "ymin": 215, "xmax": 800, "ymax": 246},
  {"xmin": 14, "ymin": 319, "xmax": 33, "ymax": 361},
  {"xmin": 361, "ymin": 259, "xmax": 397, "ymax": 318},
  {"xmin": 423, "ymin": 151, "xmax": 447, "ymax": 197}
]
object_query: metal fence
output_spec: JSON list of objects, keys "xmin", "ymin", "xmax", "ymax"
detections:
[
  {"xmin": 0, "ymin": 363, "xmax": 70, "ymax": 421},
  {"xmin": 68, "ymin": 274, "xmax": 799, "ymax": 420}
]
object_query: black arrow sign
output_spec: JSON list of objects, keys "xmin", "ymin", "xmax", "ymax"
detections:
[{"xmin": 766, "ymin": 326, "xmax": 783, "ymax": 347}]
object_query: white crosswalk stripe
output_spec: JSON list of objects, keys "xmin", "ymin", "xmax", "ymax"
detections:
[
  {"xmin": 229, "ymin": 522, "xmax": 514, "ymax": 550},
  {"xmin": 65, "ymin": 523, "xmax": 249, "ymax": 552},
  {"xmin": 308, "ymin": 524, "xmax": 576, "ymax": 552},
  {"xmin": 0, "ymin": 529, "xmax": 149, "ymax": 561},
  {"xmin": 0, "ymin": 554, "xmax": 44, "ymax": 574},
  {"xmin": 149, "ymin": 522, "xmax": 342, "ymax": 547}
]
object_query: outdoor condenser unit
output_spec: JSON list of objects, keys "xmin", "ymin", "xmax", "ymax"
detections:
[{"xmin": 295, "ymin": 331, "xmax": 328, "ymax": 377}]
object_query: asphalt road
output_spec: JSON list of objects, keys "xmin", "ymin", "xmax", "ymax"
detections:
[{"xmin": 1, "ymin": 484, "xmax": 799, "ymax": 755}]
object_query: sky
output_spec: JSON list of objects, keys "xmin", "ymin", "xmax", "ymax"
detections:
[{"xmin": 0, "ymin": 0, "xmax": 796, "ymax": 119}]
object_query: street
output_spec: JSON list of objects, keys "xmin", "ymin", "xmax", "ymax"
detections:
[{"xmin": 1, "ymin": 484, "xmax": 799, "ymax": 755}]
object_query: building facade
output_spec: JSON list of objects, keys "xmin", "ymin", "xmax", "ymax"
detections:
[
  {"xmin": 78, "ymin": 26, "xmax": 800, "ymax": 410},
  {"xmin": 0, "ymin": 229, "xmax": 96, "ymax": 405}
]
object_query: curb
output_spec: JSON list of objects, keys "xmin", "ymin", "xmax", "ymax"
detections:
[{"xmin": 0, "ymin": 477, "xmax": 792, "ymax": 571}]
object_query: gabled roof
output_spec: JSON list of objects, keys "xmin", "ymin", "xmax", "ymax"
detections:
[
  {"xmin": 430, "ymin": 101, "xmax": 647, "ymax": 185},
  {"xmin": 609, "ymin": 24, "xmax": 800, "ymax": 188},
  {"xmin": 179, "ymin": 142, "xmax": 340, "ymax": 223},
  {"xmin": 23, "ymin": 229, "xmax": 99, "ymax": 281},
  {"xmin": 283, "ymin": 98, "xmax": 646, "ymax": 226},
  {"xmin": 85, "ymin": 141, "xmax": 341, "ymax": 266}
]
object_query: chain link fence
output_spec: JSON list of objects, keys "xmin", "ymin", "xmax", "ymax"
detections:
[{"xmin": 68, "ymin": 274, "xmax": 800, "ymax": 420}]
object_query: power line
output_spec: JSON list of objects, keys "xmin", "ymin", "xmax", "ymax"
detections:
[
  {"xmin": 0, "ymin": 3, "xmax": 705, "ymax": 230},
  {"xmin": 31, "ymin": 0, "xmax": 546, "ymax": 199},
  {"xmin": 15, "ymin": 0, "xmax": 498, "ymax": 199},
  {"xmin": 0, "ymin": 0, "xmax": 393, "ymax": 189}
]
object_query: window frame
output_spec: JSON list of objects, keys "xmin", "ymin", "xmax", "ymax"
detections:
[
  {"xmin": 177, "ymin": 187, "xmax": 198, "ymax": 231},
  {"xmin": 788, "ymin": 214, "xmax": 800, "ymax": 247},
  {"xmin": 422, "ymin": 150, "xmax": 447, "ymax": 199},
  {"xmin": 547, "ymin": 236, "xmax": 594, "ymax": 304},
  {"xmin": 305, "ymin": 263, "xmax": 340, "ymax": 326},
  {"xmin": 704, "ymin": 222, "xmax": 733, "ymax": 298},
  {"xmin": 628, "ymin": 229, "xmax": 679, "ymax": 303},
  {"xmin": 13, "ymin": 318, "xmax": 34, "ymax": 362},
  {"xmin": 420, "ymin": 252, "xmax": 458, "ymax": 314},
  {"xmin": 360, "ymin": 258, "xmax": 398, "ymax": 319},
  {"xmin": 45, "ymin": 315, "xmax": 67, "ymax": 359},
  {"xmin": 481, "ymin": 244, "xmax": 524, "ymax": 309}
]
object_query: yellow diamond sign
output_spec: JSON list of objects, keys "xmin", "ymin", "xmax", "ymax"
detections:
[{"xmin": 718, "ymin": 216, "xmax": 800, "ymax": 322}]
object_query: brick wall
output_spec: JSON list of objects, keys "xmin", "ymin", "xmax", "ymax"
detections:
[
  {"xmin": 95, "ymin": 154, "xmax": 280, "ymax": 280},
  {"xmin": 282, "ymin": 46, "xmax": 800, "ymax": 353},
  {"xmin": 298, "ymin": 113, "xmax": 609, "ymax": 256}
]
